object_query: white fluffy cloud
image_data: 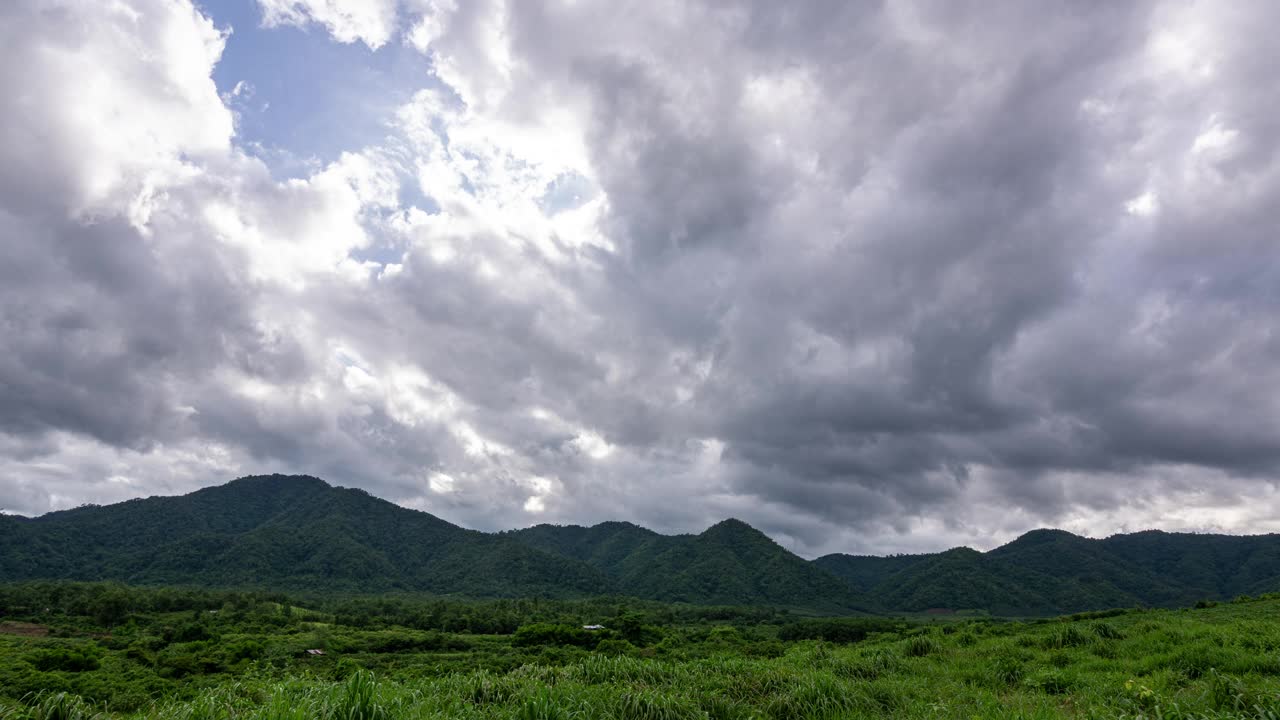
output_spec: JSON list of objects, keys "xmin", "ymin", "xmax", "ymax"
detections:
[
  {"xmin": 258, "ymin": 0, "xmax": 400, "ymax": 49},
  {"xmin": 0, "ymin": 0, "xmax": 233, "ymax": 220}
]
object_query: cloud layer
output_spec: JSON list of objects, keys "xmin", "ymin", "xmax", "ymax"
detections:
[{"xmin": 2, "ymin": 0, "xmax": 1279, "ymax": 555}]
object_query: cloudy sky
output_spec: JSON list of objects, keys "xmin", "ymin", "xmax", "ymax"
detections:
[{"xmin": 2, "ymin": 0, "xmax": 1278, "ymax": 556}]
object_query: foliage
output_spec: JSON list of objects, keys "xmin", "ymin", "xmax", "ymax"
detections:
[
  {"xmin": 1, "ymin": 475, "xmax": 866, "ymax": 611},
  {"xmin": 818, "ymin": 528, "xmax": 1280, "ymax": 615},
  {"xmin": 8, "ymin": 475, "xmax": 1280, "ymax": 616},
  {"xmin": 1, "ymin": 583, "xmax": 1279, "ymax": 718}
]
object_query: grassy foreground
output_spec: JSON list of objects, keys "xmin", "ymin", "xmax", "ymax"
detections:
[{"xmin": 3, "ymin": 598, "xmax": 1280, "ymax": 719}]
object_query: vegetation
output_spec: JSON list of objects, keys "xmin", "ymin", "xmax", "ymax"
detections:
[
  {"xmin": 506, "ymin": 519, "xmax": 870, "ymax": 612},
  {"xmin": 0, "ymin": 476, "xmax": 868, "ymax": 612},
  {"xmin": 0, "ymin": 476, "xmax": 608, "ymax": 600},
  {"xmin": 3, "ymin": 582, "xmax": 1280, "ymax": 718},
  {"xmin": 6, "ymin": 475, "xmax": 1280, "ymax": 616},
  {"xmin": 817, "ymin": 529, "xmax": 1280, "ymax": 615}
]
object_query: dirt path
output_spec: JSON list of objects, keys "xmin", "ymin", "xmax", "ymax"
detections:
[{"xmin": 0, "ymin": 621, "xmax": 50, "ymax": 637}]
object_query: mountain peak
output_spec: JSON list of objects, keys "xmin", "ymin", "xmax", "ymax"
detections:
[
  {"xmin": 589, "ymin": 520, "xmax": 652, "ymax": 533},
  {"xmin": 702, "ymin": 518, "xmax": 761, "ymax": 536},
  {"xmin": 1006, "ymin": 528, "xmax": 1084, "ymax": 547},
  {"xmin": 223, "ymin": 474, "xmax": 332, "ymax": 491},
  {"xmin": 698, "ymin": 518, "xmax": 779, "ymax": 548},
  {"xmin": 939, "ymin": 546, "xmax": 982, "ymax": 559}
]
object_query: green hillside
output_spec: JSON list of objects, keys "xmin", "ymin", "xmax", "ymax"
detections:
[
  {"xmin": 0, "ymin": 475, "xmax": 608, "ymax": 598},
  {"xmin": 0, "ymin": 476, "xmax": 869, "ymax": 611},
  {"xmin": 810, "ymin": 553, "xmax": 929, "ymax": 593},
  {"xmin": 818, "ymin": 528, "xmax": 1280, "ymax": 614},
  {"xmin": 6, "ymin": 474, "xmax": 1280, "ymax": 615},
  {"xmin": 509, "ymin": 519, "xmax": 873, "ymax": 612}
]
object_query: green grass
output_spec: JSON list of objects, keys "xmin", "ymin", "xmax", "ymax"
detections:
[{"xmin": 4, "ymin": 596, "xmax": 1280, "ymax": 718}]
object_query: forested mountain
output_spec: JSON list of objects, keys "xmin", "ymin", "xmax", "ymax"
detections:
[
  {"xmin": 4, "ymin": 474, "xmax": 1280, "ymax": 615},
  {"xmin": 506, "ymin": 519, "xmax": 871, "ymax": 612},
  {"xmin": 0, "ymin": 475, "xmax": 608, "ymax": 598},
  {"xmin": 0, "ymin": 475, "xmax": 867, "ymax": 611},
  {"xmin": 816, "ymin": 528, "xmax": 1280, "ymax": 615}
]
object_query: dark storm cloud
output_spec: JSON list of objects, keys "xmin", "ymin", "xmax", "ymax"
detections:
[
  {"xmin": 541, "ymin": 4, "xmax": 1127, "ymax": 493},
  {"xmin": 480, "ymin": 0, "xmax": 1280, "ymax": 545}
]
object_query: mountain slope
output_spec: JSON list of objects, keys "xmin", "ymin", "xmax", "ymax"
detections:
[
  {"xmin": 506, "ymin": 521, "xmax": 662, "ymax": 568},
  {"xmin": 819, "ymin": 529, "xmax": 1280, "ymax": 615},
  {"xmin": 811, "ymin": 553, "xmax": 930, "ymax": 593},
  {"xmin": 6, "ymin": 474, "xmax": 1280, "ymax": 614},
  {"xmin": 0, "ymin": 475, "xmax": 869, "ymax": 609},
  {"xmin": 1098, "ymin": 530, "xmax": 1280, "ymax": 599},
  {"xmin": 507, "ymin": 519, "xmax": 873, "ymax": 612},
  {"xmin": 0, "ymin": 475, "xmax": 609, "ymax": 597}
]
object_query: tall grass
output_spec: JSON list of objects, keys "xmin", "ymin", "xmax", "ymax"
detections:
[
  {"xmin": 6, "ymin": 693, "xmax": 102, "ymax": 720},
  {"xmin": 6, "ymin": 600, "xmax": 1280, "ymax": 719}
]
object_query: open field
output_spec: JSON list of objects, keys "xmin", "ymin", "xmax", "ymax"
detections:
[{"xmin": 1, "ymin": 583, "xmax": 1279, "ymax": 719}]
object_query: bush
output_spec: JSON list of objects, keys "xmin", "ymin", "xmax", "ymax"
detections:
[
  {"xmin": 766, "ymin": 675, "xmax": 863, "ymax": 720},
  {"xmin": 777, "ymin": 618, "xmax": 905, "ymax": 644},
  {"xmin": 17, "ymin": 691, "xmax": 103, "ymax": 720},
  {"xmin": 354, "ymin": 630, "xmax": 464, "ymax": 653},
  {"xmin": 594, "ymin": 638, "xmax": 638, "ymax": 656},
  {"xmin": 25, "ymin": 647, "xmax": 101, "ymax": 673},
  {"xmin": 990, "ymin": 655, "xmax": 1025, "ymax": 686},
  {"xmin": 333, "ymin": 670, "xmax": 389, "ymax": 720},
  {"xmin": 1091, "ymin": 622, "xmax": 1124, "ymax": 640},
  {"xmin": 512, "ymin": 623, "xmax": 599, "ymax": 649},
  {"xmin": 1041, "ymin": 626, "xmax": 1093, "ymax": 650},
  {"xmin": 516, "ymin": 689, "xmax": 575, "ymax": 720},
  {"xmin": 903, "ymin": 636, "xmax": 937, "ymax": 657},
  {"xmin": 1024, "ymin": 668, "xmax": 1075, "ymax": 695},
  {"xmin": 615, "ymin": 689, "xmax": 702, "ymax": 720}
]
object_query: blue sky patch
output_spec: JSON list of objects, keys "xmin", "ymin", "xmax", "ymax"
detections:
[{"xmin": 199, "ymin": 0, "xmax": 442, "ymax": 179}]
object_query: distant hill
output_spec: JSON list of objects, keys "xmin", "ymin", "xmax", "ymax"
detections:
[
  {"xmin": 816, "ymin": 528, "xmax": 1280, "ymax": 615},
  {"xmin": 4, "ymin": 474, "xmax": 1279, "ymax": 614},
  {"xmin": 506, "ymin": 519, "xmax": 872, "ymax": 612},
  {"xmin": 0, "ymin": 475, "xmax": 868, "ymax": 611},
  {"xmin": 0, "ymin": 475, "xmax": 608, "ymax": 598}
]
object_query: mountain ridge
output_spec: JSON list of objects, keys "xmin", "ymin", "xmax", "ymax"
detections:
[
  {"xmin": 0, "ymin": 474, "xmax": 869, "ymax": 612},
  {"xmin": 817, "ymin": 527, "xmax": 1280, "ymax": 614},
  {"xmin": 5, "ymin": 474, "xmax": 1280, "ymax": 615}
]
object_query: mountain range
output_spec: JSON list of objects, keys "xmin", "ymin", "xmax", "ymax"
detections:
[{"xmin": 3, "ymin": 474, "xmax": 1279, "ymax": 615}]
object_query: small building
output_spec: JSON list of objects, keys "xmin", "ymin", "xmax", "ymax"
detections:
[
  {"xmin": 305, "ymin": 648, "xmax": 326, "ymax": 656},
  {"xmin": 583, "ymin": 624, "xmax": 606, "ymax": 631}
]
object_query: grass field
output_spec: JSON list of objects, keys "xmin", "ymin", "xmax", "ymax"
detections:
[{"xmin": 2, "ymin": 592, "xmax": 1279, "ymax": 719}]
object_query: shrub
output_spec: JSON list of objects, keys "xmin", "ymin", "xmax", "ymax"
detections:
[
  {"xmin": 1041, "ymin": 626, "xmax": 1093, "ymax": 650},
  {"xmin": 615, "ymin": 689, "xmax": 702, "ymax": 720},
  {"xmin": 777, "ymin": 618, "xmax": 904, "ymax": 644},
  {"xmin": 701, "ymin": 695, "xmax": 753, "ymax": 720},
  {"xmin": 990, "ymin": 655, "xmax": 1025, "ymax": 686},
  {"xmin": 17, "ymin": 692, "xmax": 103, "ymax": 720},
  {"xmin": 332, "ymin": 670, "xmax": 388, "ymax": 720},
  {"xmin": 26, "ymin": 647, "xmax": 101, "ymax": 673},
  {"xmin": 842, "ymin": 649, "xmax": 900, "ymax": 680},
  {"xmin": 1024, "ymin": 668, "xmax": 1075, "ymax": 695},
  {"xmin": 516, "ymin": 690, "xmax": 574, "ymax": 720},
  {"xmin": 765, "ymin": 676, "xmax": 862, "ymax": 720},
  {"xmin": 513, "ymin": 623, "xmax": 599, "ymax": 649},
  {"xmin": 457, "ymin": 670, "xmax": 519, "ymax": 707},
  {"xmin": 903, "ymin": 636, "xmax": 937, "ymax": 657},
  {"xmin": 1091, "ymin": 622, "xmax": 1124, "ymax": 640}
]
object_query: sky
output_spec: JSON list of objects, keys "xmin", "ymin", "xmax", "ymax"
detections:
[{"xmin": 2, "ymin": 0, "xmax": 1279, "ymax": 558}]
